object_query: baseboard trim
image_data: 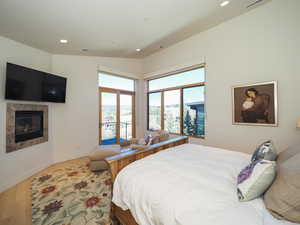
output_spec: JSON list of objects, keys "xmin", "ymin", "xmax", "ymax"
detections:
[
  {"xmin": 0, "ymin": 160, "xmax": 53, "ymax": 193},
  {"xmin": 0, "ymin": 149, "xmax": 92, "ymax": 193},
  {"xmin": 53, "ymin": 149, "xmax": 90, "ymax": 164}
]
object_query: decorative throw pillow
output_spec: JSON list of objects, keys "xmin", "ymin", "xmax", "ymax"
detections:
[
  {"xmin": 151, "ymin": 133, "xmax": 161, "ymax": 144},
  {"xmin": 237, "ymin": 160, "xmax": 276, "ymax": 202},
  {"xmin": 138, "ymin": 138, "xmax": 146, "ymax": 145},
  {"xmin": 264, "ymin": 150, "xmax": 300, "ymax": 223},
  {"xmin": 144, "ymin": 135, "xmax": 152, "ymax": 146},
  {"xmin": 158, "ymin": 130, "xmax": 170, "ymax": 142},
  {"xmin": 252, "ymin": 140, "xmax": 277, "ymax": 162}
]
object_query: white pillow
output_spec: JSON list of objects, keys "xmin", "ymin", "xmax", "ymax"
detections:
[{"xmin": 237, "ymin": 160, "xmax": 276, "ymax": 202}]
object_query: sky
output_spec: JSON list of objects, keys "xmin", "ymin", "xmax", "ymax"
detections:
[
  {"xmin": 99, "ymin": 73, "xmax": 135, "ymax": 91},
  {"xmin": 148, "ymin": 68, "xmax": 205, "ymax": 91}
]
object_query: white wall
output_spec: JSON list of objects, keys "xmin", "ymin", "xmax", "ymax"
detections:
[
  {"xmin": 142, "ymin": 0, "xmax": 300, "ymax": 153},
  {"xmin": 0, "ymin": 36, "xmax": 53, "ymax": 192},
  {"xmin": 1, "ymin": 0, "xmax": 299, "ymax": 192},
  {"xmin": 51, "ymin": 55, "xmax": 143, "ymax": 163},
  {"xmin": 0, "ymin": 39, "xmax": 143, "ymax": 192}
]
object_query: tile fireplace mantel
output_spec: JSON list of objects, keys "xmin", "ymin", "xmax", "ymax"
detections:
[{"xmin": 6, "ymin": 103, "xmax": 48, "ymax": 153}]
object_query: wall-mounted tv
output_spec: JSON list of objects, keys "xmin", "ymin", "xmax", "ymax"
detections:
[{"xmin": 5, "ymin": 63, "xmax": 67, "ymax": 103}]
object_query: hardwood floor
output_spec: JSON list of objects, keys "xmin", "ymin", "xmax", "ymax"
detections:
[{"xmin": 0, "ymin": 157, "xmax": 89, "ymax": 225}]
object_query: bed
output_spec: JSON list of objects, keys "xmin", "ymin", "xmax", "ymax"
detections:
[{"xmin": 106, "ymin": 141, "xmax": 297, "ymax": 225}]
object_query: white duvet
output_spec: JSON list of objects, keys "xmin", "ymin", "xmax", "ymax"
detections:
[{"xmin": 112, "ymin": 144, "xmax": 298, "ymax": 225}]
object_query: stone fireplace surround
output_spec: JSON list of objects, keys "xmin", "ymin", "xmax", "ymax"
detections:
[{"xmin": 6, "ymin": 103, "xmax": 48, "ymax": 153}]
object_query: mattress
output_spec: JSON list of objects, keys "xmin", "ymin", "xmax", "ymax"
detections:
[{"xmin": 112, "ymin": 144, "xmax": 298, "ymax": 225}]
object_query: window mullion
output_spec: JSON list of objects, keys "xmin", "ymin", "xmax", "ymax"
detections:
[
  {"xmin": 180, "ymin": 88, "xmax": 183, "ymax": 135},
  {"xmin": 161, "ymin": 91, "xmax": 164, "ymax": 130}
]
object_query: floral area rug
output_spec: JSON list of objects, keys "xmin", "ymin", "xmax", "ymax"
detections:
[{"xmin": 31, "ymin": 161, "xmax": 112, "ymax": 225}]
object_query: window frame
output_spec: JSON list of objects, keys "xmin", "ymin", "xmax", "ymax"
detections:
[
  {"xmin": 146, "ymin": 65, "xmax": 205, "ymax": 139},
  {"xmin": 98, "ymin": 71, "xmax": 136, "ymax": 144}
]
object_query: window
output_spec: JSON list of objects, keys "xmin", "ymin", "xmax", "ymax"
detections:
[
  {"xmin": 148, "ymin": 92, "xmax": 161, "ymax": 130},
  {"xmin": 147, "ymin": 66, "xmax": 205, "ymax": 138},
  {"xmin": 120, "ymin": 94, "xmax": 133, "ymax": 140},
  {"xmin": 148, "ymin": 67, "xmax": 204, "ymax": 91},
  {"xmin": 98, "ymin": 72, "xmax": 136, "ymax": 145},
  {"xmin": 183, "ymin": 86, "xmax": 205, "ymax": 136},
  {"xmin": 164, "ymin": 90, "xmax": 180, "ymax": 133},
  {"xmin": 99, "ymin": 72, "xmax": 135, "ymax": 91}
]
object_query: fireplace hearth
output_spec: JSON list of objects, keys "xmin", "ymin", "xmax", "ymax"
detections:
[{"xmin": 6, "ymin": 104, "xmax": 48, "ymax": 153}]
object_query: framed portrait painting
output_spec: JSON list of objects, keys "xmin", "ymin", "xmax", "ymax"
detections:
[{"xmin": 232, "ymin": 81, "xmax": 278, "ymax": 126}]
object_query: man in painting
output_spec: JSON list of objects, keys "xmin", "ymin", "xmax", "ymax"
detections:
[{"xmin": 241, "ymin": 88, "xmax": 270, "ymax": 123}]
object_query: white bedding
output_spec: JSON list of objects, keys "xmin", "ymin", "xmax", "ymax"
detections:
[{"xmin": 112, "ymin": 144, "xmax": 298, "ymax": 225}]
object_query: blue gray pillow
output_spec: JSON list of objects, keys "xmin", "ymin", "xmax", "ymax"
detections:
[{"xmin": 251, "ymin": 140, "xmax": 277, "ymax": 162}]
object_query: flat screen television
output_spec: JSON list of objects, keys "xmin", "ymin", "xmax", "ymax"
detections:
[{"xmin": 5, "ymin": 63, "xmax": 67, "ymax": 103}]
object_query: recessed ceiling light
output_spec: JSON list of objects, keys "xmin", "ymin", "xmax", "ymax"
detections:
[
  {"xmin": 136, "ymin": 48, "xmax": 141, "ymax": 52},
  {"xmin": 220, "ymin": 1, "xmax": 230, "ymax": 7},
  {"xmin": 60, "ymin": 39, "xmax": 68, "ymax": 44}
]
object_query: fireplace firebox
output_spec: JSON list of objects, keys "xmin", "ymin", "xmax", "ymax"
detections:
[
  {"xmin": 6, "ymin": 103, "xmax": 48, "ymax": 153},
  {"xmin": 15, "ymin": 111, "xmax": 44, "ymax": 142}
]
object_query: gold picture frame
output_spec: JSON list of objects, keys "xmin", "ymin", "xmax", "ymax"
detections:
[{"xmin": 232, "ymin": 81, "xmax": 278, "ymax": 126}]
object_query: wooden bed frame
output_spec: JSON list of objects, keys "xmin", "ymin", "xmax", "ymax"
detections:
[{"xmin": 105, "ymin": 136, "xmax": 189, "ymax": 225}]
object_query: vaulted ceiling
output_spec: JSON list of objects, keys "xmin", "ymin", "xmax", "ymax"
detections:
[{"xmin": 0, "ymin": 0, "xmax": 271, "ymax": 58}]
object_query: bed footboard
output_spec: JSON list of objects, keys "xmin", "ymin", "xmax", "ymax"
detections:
[
  {"xmin": 113, "ymin": 204, "xmax": 138, "ymax": 225},
  {"xmin": 105, "ymin": 136, "xmax": 188, "ymax": 225}
]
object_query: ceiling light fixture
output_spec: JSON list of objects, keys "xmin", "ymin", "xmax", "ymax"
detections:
[
  {"xmin": 136, "ymin": 48, "xmax": 141, "ymax": 52},
  {"xmin": 220, "ymin": 1, "xmax": 230, "ymax": 7},
  {"xmin": 60, "ymin": 39, "xmax": 68, "ymax": 44}
]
